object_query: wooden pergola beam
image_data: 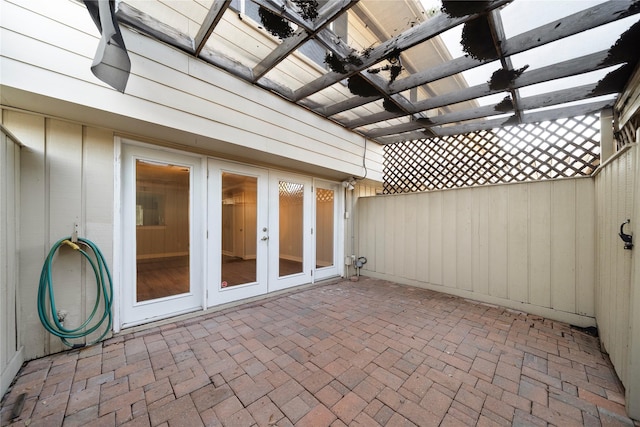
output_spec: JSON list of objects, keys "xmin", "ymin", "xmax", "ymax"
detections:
[
  {"xmin": 292, "ymin": 0, "xmax": 512, "ymax": 101},
  {"xmin": 194, "ymin": 0, "xmax": 231, "ymax": 56},
  {"xmin": 317, "ymin": 0, "xmax": 638, "ymax": 139},
  {"xmin": 114, "ymin": 0, "xmax": 638, "ymax": 144},
  {"xmin": 388, "ymin": 0, "xmax": 638, "ymax": 95},
  {"xmin": 364, "ymin": 82, "xmax": 614, "ymax": 138},
  {"xmin": 117, "ymin": 2, "xmax": 296, "ymax": 99},
  {"xmin": 487, "ymin": 9, "xmax": 523, "ymax": 123},
  {"xmin": 117, "ymin": 2, "xmax": 194, "ymax": 53},
  {"xmin": 251, "ymin": 0, "xmax": 356, "ymax": 81},
  {"xmin": 376, "ymin": 99, "xmax": 615, "ymax": 144},
  {"xmin": 345, "ymin": 49, "xmax": 617, "ymax": 129}
]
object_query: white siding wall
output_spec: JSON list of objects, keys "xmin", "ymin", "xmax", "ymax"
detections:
[
  {"xmin": 0, "ymin": 0, "xmax": 383, "ymax": 363},
  {"xmin": 357, "ymin": 178, "xmax": 596, "ymax": 326},
  {"xmin": 594, "ymin": 142, "xmax": 640, "ymax": 419},
  {"xmin": 2, "ymin": 109, "xmax": 114, "ymax": 361},
  {"xmin": 0, "ymin": 125, "xmax": 23, "ymax": 397},
  {"xmin": 0, "ymin": 0, "xmax": 383, "ymax": 181}
]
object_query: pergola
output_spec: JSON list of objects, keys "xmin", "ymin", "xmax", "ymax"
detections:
[{"xmin": 106, "ymin": 0, "xmax": 638, "ymax": 146}]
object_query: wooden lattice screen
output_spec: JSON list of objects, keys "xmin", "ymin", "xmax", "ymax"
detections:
[
  {"xmin": 615, "ymin": 115, "xmax": 639, "ymax": 150},
  {"xmin": 383, "ymin": 114, "xmax": 601, "ymax": 194}
]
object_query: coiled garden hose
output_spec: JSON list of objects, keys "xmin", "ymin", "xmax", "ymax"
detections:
[{"xmin": 38, "ymin": 237, "xmax": 113, "ymax": 348}]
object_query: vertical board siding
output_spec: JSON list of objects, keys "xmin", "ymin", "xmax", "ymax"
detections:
[
  {"xmin": 384, "ymin": 196, "xmax": 396, "ymax": 277},
  {"xmin": 416, "ymin": 195, "xmax": 430, "ymax": 281},
  {"xmin": 471, "ymin": 187, "xmax": 489, "ymax": 295},
  {"xmin": 47, "ymin": 120, "xmax": 84, "ymax": 355},
  {"xmin": 1, "ymin": 125, "xmax": 23, "ymax": 398},
  {"xmin": 551, "ymin": 180, "xmax": 577, "ymax": 313},
  {"xmin": 2, "ymin": 109, "xmax": 114, "ymax": 361},
  {"xmin": 594, "ymin": 146, "xmax": 635, "ymax": 392},
  {"xmin": 4, "ymin": 110, "xmax": 48, "ymax": 359},
  {"xmin": 442, "ymin": 191, "xmax": 457, "ymax": 288},
  {"xmin": 357, "ymin": 178, "xmax": 596, "ymax": 326},
  {"xmin": 456, "ymin": 189, "xmax": 472, "ymax": 291},
  {"xmin": 507, "ymin": 184, "xmax": 529, "ymax": 303},
  {"xmin": 488, "ymin": 186, "xmax": 508, "ymax": 299},
  {"xmin": 428, "ymin": 192, "xmax": 443, "ymax": 286},
  {"xmin": 82, "ymin": 127, "xmax": 114, "ymax": 344},
  {"xmin": 404, "ymin": 194, "xmax": 418, "ymax": 281},
  {"xmin": 529, "ymin": 182, "xmax": 552, "ymax": 308},
  {"xmin": 576, "ymin": 178, "xmax": 595, "ymax": 317}
]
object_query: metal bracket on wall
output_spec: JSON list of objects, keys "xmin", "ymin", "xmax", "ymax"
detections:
[
  {"xmin": 619, "ymin": 219, "xmax": 633, "ymax": 250},
  {"xmin": 72, "ymin": 222, "xmax": 79, "ymax": 243}
]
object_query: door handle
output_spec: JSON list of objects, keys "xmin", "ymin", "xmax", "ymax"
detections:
[{"xmin": 261, "ymin": 236, "xmax": 269, "ymax": 241}]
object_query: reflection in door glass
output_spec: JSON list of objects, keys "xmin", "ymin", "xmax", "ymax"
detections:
[
  {"xmin": 221, "ymin": 173, "xmax": 257, "ymax": 287},
  {"xmin": 279, "ymin": 181, "xmax": 304, "ymax": 277},
  {"xmin": 136, "ymin": 160, "xmax": 190, "ymax": 302},
  {"xmin": 316, "ymin": 188, "xmax": 334, "ymax": 269}
]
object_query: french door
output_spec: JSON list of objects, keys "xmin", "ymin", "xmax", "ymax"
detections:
[
  {"xmin": 207, "ymin": 167, "xmax": 341, "ymax": 302},
  {"xmin": 268, "ymin": 173, "xmax": 313, "ymax": 292},
  {"xmin": 121, "ymin": 144, "xmax": 205, "ymax": 327},
  {"xmin": 121, "ymin": 150, "xmax": 342, "ymax": 327},
  {"xmin": 207, "ymin": 160, "xmax": 269, "ymax": 305},
  {"xmin": 313, "ymin": 180, "xmax": 342, "ymax": 281}
]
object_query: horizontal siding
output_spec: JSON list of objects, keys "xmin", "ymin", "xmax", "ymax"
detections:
[
  {"xmin": 357, "ymin": 178, "xmax": 596, "ymax": 326},
  {"xmin": 0, "ymin": 0, "xmax": 383, "ymax": 181},
  {"xmin": 0, "ymin": 125, "xmax": 23, "ymax": 397}
]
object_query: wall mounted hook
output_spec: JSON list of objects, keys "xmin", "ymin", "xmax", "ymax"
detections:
[{"xmin": 619, "ymin": 219, "xmax": 633, "ymax": 250}]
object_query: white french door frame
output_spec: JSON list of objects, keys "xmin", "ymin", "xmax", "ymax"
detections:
[
  {"xmin": 207, "ymin": 160, "xmax": 269, "ymax": 306},
  {"xmin": 114, "ymin": 142, "xmax": 345, "ymax": 330},
  {"xmin": 312, "ymin": 179, "xmax": 344, "ymax": 282},
  {"xmin": 268, "ymin": 172, "xmax": 313, "ymax": 292},
  {"xmin": 119, "ymin": 142, "xmax": 206, "ymax": 328}
]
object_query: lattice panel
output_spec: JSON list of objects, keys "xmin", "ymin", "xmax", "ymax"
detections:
[
  {"xmin": 316, "ymin": 188, "xmax": 334, "ymax": 202},
  {"xmin": 615, "ymin": 115, "xmax": 639, "ymax": 150},
  {"xmin": 279, "ymin": 181, "xmax": 304, "ymax": 204},
  {"xmin": 384, "ymin": 114, "xmax": 601, "ymax": 194}
]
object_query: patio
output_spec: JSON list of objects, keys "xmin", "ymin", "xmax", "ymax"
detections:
[{"xmin": 0, "ymin": 277, "xmax": 636, "ymax": 427}]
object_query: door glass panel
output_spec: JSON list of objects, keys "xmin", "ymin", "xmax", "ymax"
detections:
[
  {"xmin": 279, "ymin": 181, "xmax": 304, "ymax": 277},
  {"xmin": 316, "ymin": 188, "xmax": 334, "ymax": 268},
  {"xmin": 136, "ymin": 160, "xmax": 190, "ymax": 302},
  {"xmin": 221, "ymin": 172, "xmax": 257, "ymax": 287}
]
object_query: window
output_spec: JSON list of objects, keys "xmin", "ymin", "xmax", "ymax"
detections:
[{"xmin": 230, "ymin": 0, "xmax": 348, "ymax": 69}]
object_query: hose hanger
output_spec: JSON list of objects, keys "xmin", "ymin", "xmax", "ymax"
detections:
[
  {"xmin": 38, "ymin": 236, "xmax": 113, "ymax": 348},
  {"xmin": 619, "ymin": 219, "xmax": 633, "ymax": 250}
]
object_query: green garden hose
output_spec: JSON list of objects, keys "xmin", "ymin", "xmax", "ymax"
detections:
[{"xmin": 38, "ymin": 237, "xmax": 113, "ymax": 348}]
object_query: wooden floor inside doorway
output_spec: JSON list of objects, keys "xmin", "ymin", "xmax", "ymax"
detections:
[{"xmin": 137, "ymin": 256, "xmax": 303, "ymax": 301}]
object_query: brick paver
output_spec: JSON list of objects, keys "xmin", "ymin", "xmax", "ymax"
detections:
[{"xmin": 1, "ymin": 277, "xmax": 638, "ymax": 426}]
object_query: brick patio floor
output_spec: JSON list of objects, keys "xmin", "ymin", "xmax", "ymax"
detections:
[{"xmin": 1, "ymin": 277, "xmax": 638, "ymax": 426}]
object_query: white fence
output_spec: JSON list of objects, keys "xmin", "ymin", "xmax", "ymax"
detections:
[
  {"xmin": 594, "ymin": 141, "xmax": 640, "ymax": 420},
  {"xmin": 0, "ymin": 124, "xmax": 23, "ymax": 397},
  {"xmin": 357, "ymin": 177, "xmax": 596, "ymax": 327}
]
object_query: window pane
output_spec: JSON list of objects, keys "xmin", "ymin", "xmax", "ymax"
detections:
[
  {"xmin": 221, "ymin": 173, "xmax": 257, "ymax": 287},
  {"xmin": 316, "ymin": 188, "xmax": 334, "ymax": 268},
  {"xmin": 279, "ymin": 181, "xmax": 304, "ymax": 277},
  {"xmin": 136, "ymin": 161, "xmax": 190, "ymax": 302}
]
